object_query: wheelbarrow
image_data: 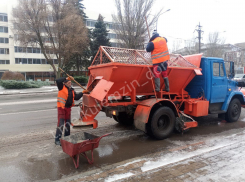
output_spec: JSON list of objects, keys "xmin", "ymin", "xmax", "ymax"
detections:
[{"xmin": 60, "ymin": 132, "xmax": 111, "ymax": 168}]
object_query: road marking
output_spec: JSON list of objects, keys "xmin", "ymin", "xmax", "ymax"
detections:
[
  {"xmin": 0, "ymin": 109, "xmax": 57, "ymax": 116},
  {"xmin": 0, "ymin": 99, "xmax": 57, "ymax": 106}
]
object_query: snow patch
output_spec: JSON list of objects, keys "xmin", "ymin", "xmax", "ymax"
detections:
[
  {"xmin": 141, "ymin": 134, "xmax": 243, "ymax": 172},
  {"xmin": 0, "ymin": 152, "xmax": 20, "ymax": 160},
  {"xmin": 105, "ymin": 172, "xmax": 134, "ymax": 182},
  {"xmin": 118, "ymin": 159, "xmax": 144, "ymax": 167}
]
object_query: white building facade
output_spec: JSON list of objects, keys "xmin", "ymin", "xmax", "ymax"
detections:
[{"xmin": 0, "ymin": 4, "xmax": 118, "ymax": 81}]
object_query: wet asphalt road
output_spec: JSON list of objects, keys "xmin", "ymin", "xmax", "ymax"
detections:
[{"xmin": 1, "ymin": 92, "xmax": 245, "ymax": 181}]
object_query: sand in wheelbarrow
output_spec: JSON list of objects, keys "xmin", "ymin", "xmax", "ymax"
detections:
[{"xmin": 62, "ymin": 132, "xmax": 98, "ymax": 144}]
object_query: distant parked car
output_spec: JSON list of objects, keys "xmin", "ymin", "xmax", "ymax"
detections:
[{"xmin": 234, "ymin": 74, "xmax": 245, "ymax": 81}]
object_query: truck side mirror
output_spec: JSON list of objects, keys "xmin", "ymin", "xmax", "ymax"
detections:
[{"xmin": 228, "ymin": 61, "xmax": 235, "ymax": 79}]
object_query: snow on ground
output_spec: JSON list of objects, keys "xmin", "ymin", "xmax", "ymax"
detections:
[
  {"xmin": 119, "ymin": 159, "xmax": 144, "ymax": 167},
  {"xmin": 0, "ymin": 99, "xmax": 57, "ymax": 106},
  {"xmin": 105, "ymin": 172, "xmax": 134, "ymax": 182},
  {"xmin": 141, "ymin": 130, "xmax": 245, "ymax": 172}
]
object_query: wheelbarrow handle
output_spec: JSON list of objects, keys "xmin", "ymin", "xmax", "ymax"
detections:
[
  {"xmin": 97, "ymin": 133, "xmax": 112, "ymax": 141},
  {"xmin": 100, "ymin": 133, "xmax": 112, "ymax": 138},
  {"xmin": 78, "ymin": 133, "xmax": 112, "ymax": 149},
  {"xmin": 79, "ymin": 141, "xmax": 95, "ymax": 149}
]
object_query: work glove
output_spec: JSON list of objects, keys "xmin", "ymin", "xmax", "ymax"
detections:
[
  {"xmin": 66, "ymin": 76, "xmax": 73, "ymax": 81},
  {"xmin": 82, "ymin": 89, "xmax": 90, "ymax": 94}
]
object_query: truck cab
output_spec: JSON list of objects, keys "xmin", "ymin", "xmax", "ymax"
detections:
[{"xmin": 186, "ymin": 57, "xmax": 245, "ymax": 122}]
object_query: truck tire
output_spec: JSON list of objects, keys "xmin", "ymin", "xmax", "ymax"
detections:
[
  {"xmin": 225, "ymin": 98, "xmax": 241, "ymax": 123},
  {"xmin": 147, "ymin": 107, "xmax": 175, "ymax": 140},
  {"xmin": 113, "ymin": 112, "xmax": 134, "ymax": 125}
]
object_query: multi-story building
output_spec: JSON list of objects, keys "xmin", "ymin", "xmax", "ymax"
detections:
[
  {"xmin": 0, "ymin": 5, "xmax": 118, "ymax": 81},
  {"xmin": 0, "ymin": 2, "xmax": 59, "ymax": 81},
  {"xmin": 85, "ymin": 11, "xmax": 119, "ymax": 47}
]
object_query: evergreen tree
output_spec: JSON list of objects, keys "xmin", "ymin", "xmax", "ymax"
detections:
[
  {"xmin": 75, "ymin": 0, "xmax": 88, "ymax": 20},
  {"xmin": 91, "ymin": 14, "xmax": 111, "ymax": 61}
]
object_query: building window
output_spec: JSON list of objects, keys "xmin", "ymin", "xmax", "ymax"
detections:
[
  {"xmin": 108, "ymin": 24, "xmax": 114, "ymax": 29},
  {"xmin": 41, "ymin": 59, "xmax": 46, "ymax": 64},
  {"xmin": 28, "ymin": 58, "xmax": 32, "ymax": 64},
  {"xmin": 22, "ymin": 58, "xmax": 27, "ymax": 64},
  {"xmin": 86, "ymin": 20, "xmax": 91, "ymax": 26},
  {"xmin": 15, "ymin": 58, "xmax": 49, "ymax": 64},
  {"xmin": 0, "ymin": 60, "xmax": 9, "ymax": 64},
  {"xmin": 14, "ymin": 46, "xmax": 49, "ymax": 54},
  {"xmin": 27, "ymin": 47, "xmax": 32, "ymax": 53},
  {"xmin": 0, "ymin": 15, "xmax": 8, "ymax": 22},
  {"xmin": 15, "ymin": 58, "xmax": 19, "ymax": 64},
  {"xmin": 53, "ymin": 59, "xmax": 58, "ymax": 64},
  {"xmin": 111, "ymin": 43, "xmax": 117, "ymax": 47},
  {"xmin": 0, "ymin": 48, "xmax": 9, "ymax": 54},
  {"xmin": 86, "ymin": 20, "xmax": 96, "ymax": 27},
  {"xmin": 15, "ymin": 58, "xmax": 57, "ymax": 65},
  {"xmin": 108, "ymin": 33, "xmax": 117, "ymax": 39},
  {"xmin": 0, "ymin": 26, "xmax": 8, "ymax": 33},
  {"xmin": 0, "ymin": 37, "xmax": 9, "ymax": 43}
]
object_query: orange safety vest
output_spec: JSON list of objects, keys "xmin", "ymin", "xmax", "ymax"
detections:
[
  {"xmin": 57, "ymin": 85, "xmax": 75, "ymax": 108},
  {"xmin": 151, "ymin": 37, "xmax": 170, "ymax": 64}
]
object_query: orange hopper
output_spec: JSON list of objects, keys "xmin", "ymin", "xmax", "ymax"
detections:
[{"xmin": 72, "ymin": 46, "xmax": 203, "ymax": 128}]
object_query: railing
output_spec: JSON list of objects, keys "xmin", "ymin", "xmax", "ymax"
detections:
[{"xmin": 91, "ymin": 46, "xmax": 197, "ymax": 68}]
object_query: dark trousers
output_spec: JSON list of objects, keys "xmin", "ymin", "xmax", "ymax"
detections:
[{"xmin": 55, "ymin": 107, "xmax": 71, "ymax": 142}]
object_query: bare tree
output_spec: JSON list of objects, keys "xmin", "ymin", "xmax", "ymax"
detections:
[
  {"xmin": 172, "ymin": 38, "xmax": 199, "ymax": 56},
  {"xmin": 205, "ymin": 32, "xmax": 225, "ymax": 58},
  {"xmin": 183, "ymin": 38, "xmax": 199, "ymax": 55},
  {"xmin": 12, "ymin": 0, "xmax": 88, "ymax": 78},
  {"xmin": 170, "ymin": 40, "xmax": 181, "ymax": 54},
  {"xmin": 112, "ymin": 0, "xmax": 164, "ymax": 49}
]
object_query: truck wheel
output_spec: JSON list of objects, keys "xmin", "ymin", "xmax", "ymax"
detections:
[
  {"xmin": 113, "ymin": 112, "xmax": 134, "ymax": 125},
  {"xmin": 148, "ymin": 107, "xmax": 175, "ymax": 140},
  {"xmin": 225, "ymin": 98, "xmax": 241, "ymax": 123}
]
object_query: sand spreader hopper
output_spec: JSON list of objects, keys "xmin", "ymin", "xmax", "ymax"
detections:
[{"xmin": 72, "ymin": 46, "xmax": 206, "ymax": 139}]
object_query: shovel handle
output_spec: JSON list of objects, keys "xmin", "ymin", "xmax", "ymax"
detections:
[{"xmin": 59, "ymin": 67, "xmax": 86, "ymax": 90}]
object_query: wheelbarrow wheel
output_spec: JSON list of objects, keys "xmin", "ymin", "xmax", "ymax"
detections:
[
  {"xmin": 113, "ymin": 112, "xmax": 134, "ymax": 125},
  {"xmin": 147, "ymin": 106, "xmax": 175, "ymax": 140}
]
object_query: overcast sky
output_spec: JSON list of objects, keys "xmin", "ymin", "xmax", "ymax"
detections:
[
  {"xmin": 1, "ymin": 0, "xmax": 244, "ymax": 49},
  {"xmin": 83, "ymin": 0, "xmax": 245, "ymax": 49}
]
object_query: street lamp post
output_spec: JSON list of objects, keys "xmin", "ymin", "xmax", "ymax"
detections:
[{"xmin": 156, "ymin": 9, "xmax": 170, "ymax": 32}]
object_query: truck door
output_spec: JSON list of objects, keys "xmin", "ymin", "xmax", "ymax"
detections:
[{"xmin": 211, "ymin": 62, "xmax": 228, "ymax": 103}]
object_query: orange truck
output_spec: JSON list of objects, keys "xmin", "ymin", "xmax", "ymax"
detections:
[{"xmin": 72, "ymin": 46, "xmax": 245, "ymax": 140}]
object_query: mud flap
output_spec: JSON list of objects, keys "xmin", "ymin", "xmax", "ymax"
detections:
[{"xmin": 134, "ymin": 105, "xmax": 151, "ymax": 132}]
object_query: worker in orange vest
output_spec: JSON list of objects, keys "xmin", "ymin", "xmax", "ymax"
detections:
[
  {"xmin": 146, "ymin": 30, "xmax": 170, "ymax": 92},
  {"xmin": 55, "ymin": 76, "xmax": 88, "ymax": 146}
]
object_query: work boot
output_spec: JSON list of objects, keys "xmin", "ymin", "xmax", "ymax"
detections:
[
  {"xmin": 55, "ymin": 140, "xmax": 61, "ymax": 146},
  {"xmin": 163, "ymin": 77, "xmax": 170, "ymax": 92},
  {"xmin": 154, "ymin": 78, "xmax": 160, "ymax": 92},
  {"xmin": 64, "ymin": 119, "xmax": 71, "ymax": 137}
]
